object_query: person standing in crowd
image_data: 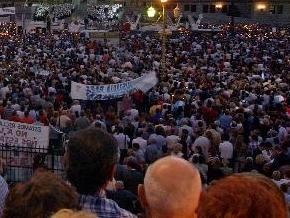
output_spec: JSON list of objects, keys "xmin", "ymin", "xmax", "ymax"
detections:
[
  {"xmin": 139, "ymin": 156, "xmax": 202, "ymax": 218},
  {"xmin": 20, "ymin": 111, "xmax": 34, "ymax": 124},
  {"xmin": 3, "ymin": 102, "xmax": 13, "ymax": 120},
  {"xmin": 74, "ymin": 111, "xmax": 90, "ymax": 130},
  {"xmin": 3, "ymin": 171, "xmax": 79, "ymax": 218},
  {"xmin": 122, "ymin": 159, "xmax": 144, "ymax": 195},
  {"xmin": 219, "ymin": 134, "xmax": 234, "ymax": 164},
  {"xmin": 65, "ymin": 128, "xmax": 136, "ymax": 218},
  {"xmin": 145, "ymin": 138, "xmax": 162, "ymax": 164},
  {"xmin": 52, "ymin": 209, "xmax": 96, "ymax": 218},
  {"xmin": 132, "ymin": 131, "xmax": 147, "ymax": 152},
  {"xmin": 114, "ymin": 127, "xmax": 130, "ymax": 164},
  {"xmin": 197, "ymin": 173, "xmax": 288, "ymax": 218}
]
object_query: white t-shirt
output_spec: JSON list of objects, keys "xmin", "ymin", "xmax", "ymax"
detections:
[
  {"xmin": 132, "ymin": 137, "xmax": 147, "ymax": 151},
  {"xmin": 0, "ymin": 86, "xmax": 9, "ymax": 100},
  {"xmin": 114, "ymin": 133, "xmax": 130, "ymax": 150},
  {"xmin": 166, "ymin": 135, "xmax": 180, "ymax": 149},
  {"xmin": 219, "ymin": 141, "xmax": 234, "ymax": 160},
  {"xmin": 70, "ymin": 104, "xmax": 81, "ymax": 115},
  {"xmin": 128, "ymin": 109, "xmax": 139, "ymax": 121},
  {"xmin": 278, "ymin": 127, "xmax": 288, "ymax": 143},
  {"xmin": 192, "ymin": 136, "xmax": 210, "ymax": 160}
]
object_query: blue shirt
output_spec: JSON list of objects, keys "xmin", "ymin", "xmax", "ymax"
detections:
[
  {"xmin": 219, "ymin": 114, "xmax": 232, "ymax": 130},
  {"xmin": 79, "ymin": 194, "xmax": 137, "ymax": 218}
]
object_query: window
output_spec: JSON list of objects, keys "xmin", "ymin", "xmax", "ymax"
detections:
[
  {"xmin": 222, "ymin": 5, "xmax": 228, "ymax": 13},
  {"xmin": 210, "ymin": 5, "xmax": 216, "ymax": 13},
  {"xmin": 184, "ymin": 4, "xmax": 190, "ymax": 12},
  {"xmin": 203, "ymin": 5, "xmax": 209, "ymax": 13},
  {"xmin": 277, "ymin": 5, "xmax": 283, "ymax": 14},
  {"xmin": 191, "ymin": 5, "xmax": 196, "ymax": 12},
  {"xmin": 269, "ymin": 5, "xmax": 275, "ymax": 14}
]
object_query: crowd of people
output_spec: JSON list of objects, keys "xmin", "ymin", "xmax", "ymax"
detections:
[
  {"xmin": 33, "ymin": 3, "xmax": 74, "ymax": 22},
  {"xmin": 51, "ymin": 3, "xmax": 75, "ymax": 20},
  {"xmin": 0, "ymin": 20, "xmax": 289, "ymax": 217},
  {"xmin": 86, "ymin": 4, "xmax": 122, "ymax": 31}
]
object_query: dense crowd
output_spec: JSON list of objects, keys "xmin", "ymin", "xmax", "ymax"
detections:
[
  {"xmin": 87, "ymin": 3, "xmax": 122, "ymax": 20},
  {"xmin": 0, "ymin": 21, "xmax": 289, "ymax": 217},
  {"xmin": 51, "ymin": 3, "xmax": 74, "ymax": 20},
  {"xmin": 33, "ymin": 3, "xmax": 74, "ymax": 22},
  {"xmin": 86, "ymin": 4, "xmax": 122, "ymax": 31}
]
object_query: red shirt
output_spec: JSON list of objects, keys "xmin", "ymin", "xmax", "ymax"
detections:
[
  {"xmin": 39, "ymin": 115, "xmax": 48, "ymax": 125},
  {"xmin": 202, "ymin": 106, "xmax": 218, "ymax": 123},
  {"xmin": 10, "ymin": 116, "xmax": 20, "ymax": 123},
  {"xmin": 20, "ymin": 116, "xmax": 34, "ymax": 124}
]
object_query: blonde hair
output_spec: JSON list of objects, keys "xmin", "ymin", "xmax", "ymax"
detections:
[
  {"xmin": 272, "ymin": 171, "xmax": 281, "ymax": 181},
  {"xmin": 51, "ymin": 209, "xmax": 96, "ymax": 218},
  {"xmin": 255, "ymin": 154, "xmax": 265, "ymax": 165}
]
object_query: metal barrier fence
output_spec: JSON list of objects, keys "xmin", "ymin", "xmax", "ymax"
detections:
[{"xmin": 0, "ymin": 144, "xmax": 65, "ymax": 184}]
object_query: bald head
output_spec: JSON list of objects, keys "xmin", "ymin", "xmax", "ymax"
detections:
[{"xmin": 140, "ymin": 157, "xmax": 201, "ymax": 218}]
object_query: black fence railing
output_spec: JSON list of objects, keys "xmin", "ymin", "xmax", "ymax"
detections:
[{"xmin": 0, "ymin": 144, "xmax": 65, "ymax": 184}]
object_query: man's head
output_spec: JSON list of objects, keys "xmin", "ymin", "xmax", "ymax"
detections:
[
  {"xmin": 139, "ymin": 156, "xmax": 202, "ymax": 218},
  {"xmin": 3, "ymin": 171, "xmax": 79, "ymax": 218},
  {"xmin": 197, "ymin": 173, "xmax": 288, "ymax": 218},
  {"xmin": 51, "ymin": 209, "xmax": 96, "ymax": 218},
  {"xmin": 132, "ymin": 143, "xmax": 140, "ymax": 151},
  {"xmin": 65, "ymin": 128, "xmax": 119, "ymax": 195}
]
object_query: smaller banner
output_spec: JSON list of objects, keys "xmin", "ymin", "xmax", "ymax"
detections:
[
  {"xmin": 0, "ymin": 7, "xmax": 15, "ymax": 15},
  {"xmin": 0, "ymin": 119, "xmax": 49, "ymax": 149},
  {"xmin": 71, "ymin": 71, "xmax": 158, "ymax": 100}
]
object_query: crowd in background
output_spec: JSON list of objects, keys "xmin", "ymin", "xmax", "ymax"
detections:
[
  {"xmin": 0, "ymin": 21, "xmax": 289, "ymax": 217},
  {"xmin": 86, "ymin": 4, "xmax": 122, "ymax": 31},
  {"xmin": 51, "ymin": 3, "xmax": 75, "ymax": 20}
]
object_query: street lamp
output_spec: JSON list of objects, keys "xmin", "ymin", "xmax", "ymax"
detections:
[
  {"xmin": 215, "ymin": 3, "xmax": 223, "ymax": 10},
  {"xmin": 160, "ymin": 0, "xmax": 167, "ymax": 78},
  {"xmin": 147, "ymin": 6, "xmax": 156, "ymax": 18},
  {"xmin": 256, "ymin": 3, "xmax": 266, "ymax": 12},
  {"xmin": 229, "ymin": 0, "xmax": 235, "ymax": 36}
]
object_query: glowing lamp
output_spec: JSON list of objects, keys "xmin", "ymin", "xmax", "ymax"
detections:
[
  {"xmin": 215, "ymin": 4, "xmax": 223, "ymax": 9},
  {"xmin": 161, "ymin": 0, "xmax": 168, "ymax": 3},
  {"xmin": 257, "ymin": 4, "xmax": 266, "ymax": 10},
  {"xmin": 147, "ymin": 6, "xmax": 156, "ymax": 18}
]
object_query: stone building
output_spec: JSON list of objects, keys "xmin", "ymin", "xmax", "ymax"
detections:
[{"xmin": 149, "ymin": 0, "xmax": 290, "ymax": 23}]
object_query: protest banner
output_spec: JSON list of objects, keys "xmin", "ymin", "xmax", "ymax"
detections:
[
  {"xmin": 0, "ymin": 119, "xmax": 49, "ymax": 173},
  {"xmin": 71, "ymin": 71, "xmax": 158, "ymax": 100},
  {"xmin": 0, "ymin": 119, "xmax": 49, "ymax": 149},
  {"xmin": 0, "ymin": 7, "xmax": 15, "ymax": 15}
]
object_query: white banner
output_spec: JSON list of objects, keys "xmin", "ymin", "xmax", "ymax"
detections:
[
  {"xmin": 0, "ymin": 7, "xmax": 15, "ymax": 15},
  {"xmin": 0, "ymin": 119, "xmax": 49, "ymax": 149},
  {"xmin": 71, "ymin": 71, "xmax": 158, "ymax": 100}
]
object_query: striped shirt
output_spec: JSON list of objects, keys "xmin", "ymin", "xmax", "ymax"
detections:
[{"xmin": 79, "ymin": 194, "xmax": 137, "ymax": 218}]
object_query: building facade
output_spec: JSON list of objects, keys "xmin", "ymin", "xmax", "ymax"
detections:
[
  {"xmin": 1, "ymin": 0, "xmax": 289, "ymax": 23},
  {"xmin": 148, "ymin": 0, "xmax": 290, "ymax": 23}
]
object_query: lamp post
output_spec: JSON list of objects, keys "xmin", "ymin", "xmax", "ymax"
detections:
[
  {"xmin": 160, "ymin": 0, "xmax": 167, "ymax": 78},
  {"xmin": 230, "ymin": 0, "xmax": 235, "ymax": 36}
]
